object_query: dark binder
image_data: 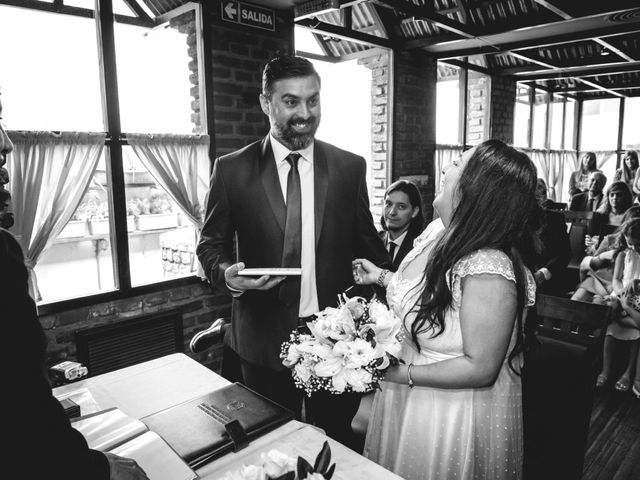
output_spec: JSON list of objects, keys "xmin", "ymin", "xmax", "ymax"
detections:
[{"xmin": 141, "ymin": 382, "xmax": 294, "ymax": 469}]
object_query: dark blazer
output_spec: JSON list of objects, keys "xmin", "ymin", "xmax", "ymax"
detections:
[
  {"xmin": 379, "ymin": 229, "xmax": 419, "ymax": 271},
  {"xmin": 197, "ymin": 137, "xmax": 390, "ymax": 371},
  {"xmin": 536, "ymin": 209, "xmax": 572, "ymax": 294},
  {"xmin": 569, "ymin": 192, "xmax": 603, "ymax": 212},
  {"xmin": 1, "ymin": 229, "xmax": 109, "ymax": 479}
]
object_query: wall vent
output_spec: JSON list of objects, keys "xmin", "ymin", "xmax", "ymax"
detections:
[{"xmin": 75, "ymin": 309, "xmax": 183, "ymax": 377}]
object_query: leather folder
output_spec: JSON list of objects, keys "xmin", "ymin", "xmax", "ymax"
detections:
[{"xmin": 141, "ymin": 382, "xmax": 294, "ymax": 469}]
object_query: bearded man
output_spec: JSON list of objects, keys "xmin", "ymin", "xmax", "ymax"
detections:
[{"xmin": 196, "ymin": 55, "xmax": 390, "ymax": 450}]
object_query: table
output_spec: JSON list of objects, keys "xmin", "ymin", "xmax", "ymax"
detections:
[{"xmin": 53, "ymin": 353, "xmax": 403, "ymax": 480}]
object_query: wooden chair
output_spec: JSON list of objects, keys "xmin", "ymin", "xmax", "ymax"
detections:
[
  {"xmin": 563, "ymin": 210, "xmax": 594, "ymax": 227},
  {"xmin": 564, "ymin": 223, "xmax": 587, "ymax": 292},
  {"xmin": 547, "ymin": 201, "xmax": 568, "ymax": 211},
  {"xmin": 523, "ymin": 294, "xmax": 612, "ymax": 480}
]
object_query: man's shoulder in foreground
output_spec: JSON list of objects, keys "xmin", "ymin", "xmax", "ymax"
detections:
[
  {"xmin": 315, "ymin": 138, "xmax": 363, "ymax": 162},
  {"xmin": 217, "ymin": 138, "xmax": 264, "ymax": 164}
]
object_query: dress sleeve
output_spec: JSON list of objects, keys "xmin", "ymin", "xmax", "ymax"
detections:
[{"xmin": 449, "ymin": 249, "xmax": 536, "ymax": 307}]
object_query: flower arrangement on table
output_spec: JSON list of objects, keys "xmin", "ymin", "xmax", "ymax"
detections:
[
  {"xmin": 219, "ymin": 441, "xmax": 335, "ymax": 480},
  {"xmin": 280, "ymin": 295, "xmax": 402, "ymax": 396}
]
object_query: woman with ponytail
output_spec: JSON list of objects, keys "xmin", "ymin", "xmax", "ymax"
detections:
[{"xmin": 353, "ymin": 139, "xmax": 540, "ymax": 480}]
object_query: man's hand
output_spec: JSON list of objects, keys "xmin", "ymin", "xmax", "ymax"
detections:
[
  {"xmin": 225, "ymin": 262, "xmax": 285, "ymax": 292},
  {"xmin": 534, "ymin": 270, "xmax": 546, "ymax": 286}
]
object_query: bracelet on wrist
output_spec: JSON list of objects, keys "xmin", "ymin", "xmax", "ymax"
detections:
[
  {"xmin": 377, "ymin": 269, "xmax": 390, "ymax": 288},
  {"xmin": 407, "ymin": 363, "xmax": 415, "ymax": 388}
]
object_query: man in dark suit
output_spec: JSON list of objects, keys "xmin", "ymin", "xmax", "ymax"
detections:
[
  {"xmin": 379, "ymin": 179, "xmax": 425, "ymax": 270},
  {"xmin": 569, "ymin": 171, "xmax": 607, "ymax": 212},
  {"xmin": 536, "ymin": 179, "xmax": 572, "ymax": 295},
  {"xmin": 196, "ymin": 55, "xmax": 390, "ymax": 450}
]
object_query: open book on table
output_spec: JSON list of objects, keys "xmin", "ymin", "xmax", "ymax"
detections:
[{"xmin": 71, "ymin": 407, "xmax": 198, "ymax": 480}]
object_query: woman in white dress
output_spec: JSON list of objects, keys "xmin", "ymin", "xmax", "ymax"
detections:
[{"xmin": 353, "ymin": 139, "xmax": 539, "ymax": 480}]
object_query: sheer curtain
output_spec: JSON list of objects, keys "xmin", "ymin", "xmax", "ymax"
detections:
[
  {"xmin": 7, "ymin": 131, "xmax": 105, "ymax": 300},
  {"xmin": 127, "ymin": 133, "xmax": 210, "ymax": 277}
]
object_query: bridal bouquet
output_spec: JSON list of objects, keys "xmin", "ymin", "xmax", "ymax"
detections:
[
  {"xmin": 219, "ymin": 441, "xmax": 335, "ymax": 480},
  {"xmin": 280, "ymin": 295, "xmax": 402, "ymax": 396}
]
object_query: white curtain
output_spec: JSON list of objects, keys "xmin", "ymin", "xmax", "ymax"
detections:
[
  {"xmin": 435, "ymin": 144, "xmax": 464, "ymax": 194},
  {"xmin": 526, "ymin": 148, "xmax": 571, "ymax": 202},
  {"xmin": 127, "ymin": 133, "xmax": 210, "ymax": 277},
  {"xmin": 7, "ymin": 131, "xmax": 105, "ymax": 300}
]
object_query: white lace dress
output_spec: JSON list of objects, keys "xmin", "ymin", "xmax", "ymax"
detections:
[{"xmin": 363, "ymin": 222, "xmax": 536, "ymax": 480}]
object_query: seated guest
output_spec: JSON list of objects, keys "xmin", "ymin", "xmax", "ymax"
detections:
[
  {"xmin": 1, "ymin": 89, "xmax": 149, "ymax": 480},
  {"xmin": 588, "ymin": 181, "xmax": 634, "ymax": 249},
  {"xmin": 572, "ymin": 206, "xmax": 640, "ymax": 303},
  {"xmin": 568, "ymin": 151, "xmax": 601, "ymax": 198},
  {"xmin": 569, "ymin": 171, "xmax": 607, "ymax": 212},
  {"xmin": 534, "ymin": 179, "xmax": 571, "ymax": 295},
  {"xmin": 0, "ymin": 187, "xmax": 13, "ymax": 229},
  {"xmin": 379, "ymin": 179, "xmax": 425, "ymax": 270},
  {"xmin": 615, "ymin": 150, "xmax": 639, "ymax": 199}
]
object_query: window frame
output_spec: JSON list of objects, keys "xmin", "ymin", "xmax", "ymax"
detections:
[{"xmin": 2, "ymin": 0, "xmax": 210, "ymax": 314}]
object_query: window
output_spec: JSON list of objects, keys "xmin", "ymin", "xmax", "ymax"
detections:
[
  {"xmin": 549, "ymin": 95, "xmax": 565, "ymax": 150},
  {"xmin": 513, "ymin": 85, "xmax": 530, "ymax": 148},
  {"xmin": 1, "ymin": 2, "xmax": 208, "ymax": 304},
  {"xmin": 436, "ymin": 64, "xmax": 460, "ymax": 145},
  {"xmin": 580, "ymin": 98, "xmax": 620, "ymax": 151},
  {"xmin": 564, "ymin": 99, "xmax": 575, "ymax": 149},
  {"xmin": 531, "ymin": 91, "xmax": 548, "ymax": 149},
  {"xmin": 623, "ymin": 97, "xmax": 640, "ymax": 150}
]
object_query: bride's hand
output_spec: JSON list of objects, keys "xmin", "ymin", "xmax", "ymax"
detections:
[{"xmin": 352, "ymin": 258, "xmax": 382, "ymax": 285}]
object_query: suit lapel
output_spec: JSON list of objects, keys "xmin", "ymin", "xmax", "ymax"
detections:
[
  {"xmin": 260, "ymin": 137, "xmax": 286, "ymax": 232},
  {"xmin": 314, "ymin": 142, "xmax": 329, "ymax": 247}
]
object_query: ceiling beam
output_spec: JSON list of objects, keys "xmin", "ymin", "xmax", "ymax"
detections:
[
  {"xmin": 295, "ymin": 17, "xmax": 395, "ymax": 49},
  {"xmin": 409, "ymin": 7, "xmax": 640, "ymax": 58},
  {"xmin": 372, "ymin": 0, "xmax": 480, "ymax": 38},
  {"xmin": 508, "ymin": 59, "xmax": 640, "ymax": 80},
  {"xmin": 532, "ymin": 1, "xmax": 637, "ymax": 63}
]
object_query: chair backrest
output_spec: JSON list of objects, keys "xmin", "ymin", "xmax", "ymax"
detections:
[
  {"xmin": 567, "ymin": 223, "xmax": 587, "ymax": 268},
  {"xmin": 564, "ymin": 210, "xmax": 594, "ymax": 226},
  {"xmin": 523, "ymin": 294, "xmax": 612, "ymax": 480},
  {"xmin": 547, "ymin": 201, "xmax": 568, "ymax": 211},
  {"xmin": 534, "ymin": 293, "xmax": 611, "ymax": 345}
]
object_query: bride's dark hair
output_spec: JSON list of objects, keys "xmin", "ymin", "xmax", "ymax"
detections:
[{"xmin": 409, "ymin": 139, "xmax": 540, "ymax": 372}]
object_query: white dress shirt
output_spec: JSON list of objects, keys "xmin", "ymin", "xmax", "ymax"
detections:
[{"xmin": 270, "ymin": 134, "xmax": 319, "ymax": 317}]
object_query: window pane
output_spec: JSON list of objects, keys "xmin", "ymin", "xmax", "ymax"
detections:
[
  {"xmin": 532, "ymin": 92, "xmax": 547, "ymax": 148},
  {"xmin": 436, "ymin": 64, "xmax": 460, "ymax": 144},
  {"xmin": 549, "ymin": 96, "xmax": 564, "ymax": 149},
  {"xmin": 0, "ymin": 5, "xmax": 103, "ymax": 131},
  {"xmin": 564, "ymin": 99, "xmax": 575, "ymax": 149},
  {"xmin": 514, "ymin": 85, "xmax": 530, "ymax": 148},
  {"xmin": 580, "ymin": 98, "xmax": 620, "ymax": 150},
  {"xmin": 115, "ymin": 10, "xmax": 203, "ymax": 134},
  {"xmin": 466, "ymin": 71, "xmax": 490, "ymax": 146},
  {"xmin": 623, "ymin": 97, "xmax": 640, "ymax": 149},
  {"xmin": 36, "ymin": 156, "xmax": 116, "ymax": 303},
  {"xmin": 123, "ymin": 148, "xmax": 199, "ymax": 286}
]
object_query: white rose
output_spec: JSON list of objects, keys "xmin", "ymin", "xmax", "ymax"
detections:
[
  {"xmin": 261, "ymin": 450, "xmax": 296, "ymax": 478},
  {"xmin": 239, "ymin": 464, "xmax": 266, "ymax": 480}
]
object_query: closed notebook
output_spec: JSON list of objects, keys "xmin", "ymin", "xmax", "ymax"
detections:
[{"xmin": 141, "ymin": 382, "xmax": 294, "ymax": 469}]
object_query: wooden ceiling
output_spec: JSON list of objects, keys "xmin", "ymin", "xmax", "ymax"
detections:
[{"xmin": 291, "ymin": 0, "xmax": 640, "ymax": 99}]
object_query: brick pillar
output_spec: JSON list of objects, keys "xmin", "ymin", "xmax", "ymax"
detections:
[
  {"xmin": 466, "ymin": 72, "xmax": 490, "ymax": 145},
  {"xmin": 393, "ymin": 51, "xmax": 437, "ymax": 221},
  {"xmin": 489, "ymin": 76, "xmax": 517, "ymax": 145},
  {"xmin": 359, "ymin": 51, "xmax": 391, "ymax": 221}
]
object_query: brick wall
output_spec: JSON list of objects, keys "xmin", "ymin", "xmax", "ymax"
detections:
[
  {"xmin": 209, "ymin": 7, "xmax": 293, "ymax": 157},
  {"xmin": 466, "ymin": 72, "xmax": 490, "ymax": 145},
  {"xmin": 360, "ymin": 52, "xmax": 391, "ymax": 220},
  {"xmin": 392, "ymin": 51, "xmax": 437, "ymax": 221},
  {"xmin": 489, "ymin": 75, "xmax": 516, "ymax": 145}
]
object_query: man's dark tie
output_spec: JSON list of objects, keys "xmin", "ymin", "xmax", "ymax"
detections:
[
  {"xmin": 279, "ymin": 152, "xmax": 302, "ymax": 306},
  {"xmin": 388, "ymin": 242, "xmax": 397, "ymax": 262},
  {"xmin": 587, "ymin": 198, "xmax": 594, "ymax": 211}
]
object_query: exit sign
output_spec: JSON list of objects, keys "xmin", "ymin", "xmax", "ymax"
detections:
[{"xmin": 221, "ymin": 1, "xmax": 275, "ymax": 32}]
